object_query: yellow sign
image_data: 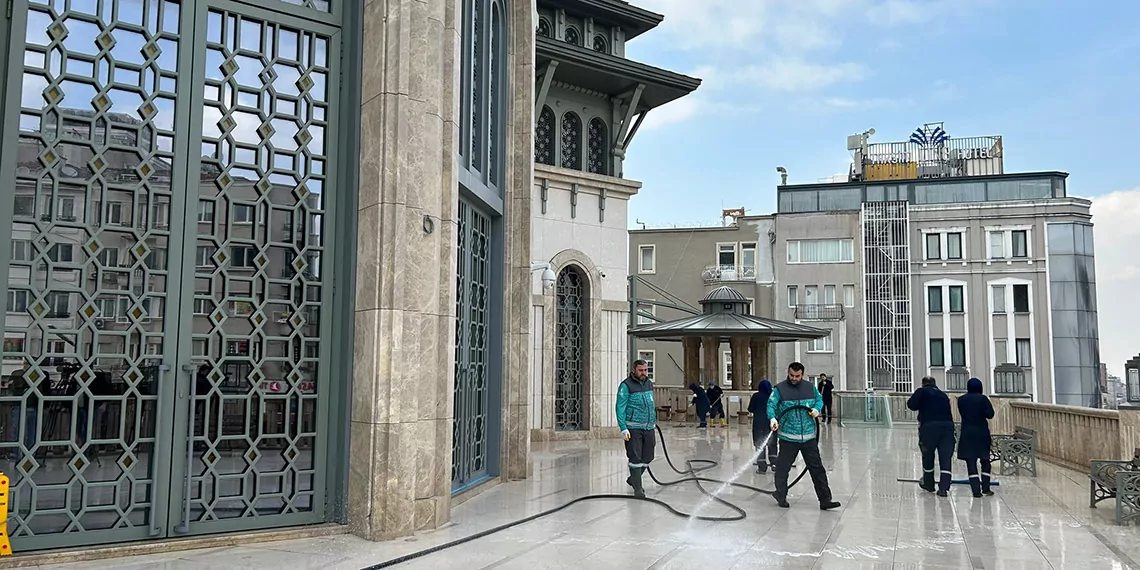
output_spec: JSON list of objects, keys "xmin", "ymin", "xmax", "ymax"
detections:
[{"xmin": 0, "ymin": 473, "xmax": 10, "ymax": 555}]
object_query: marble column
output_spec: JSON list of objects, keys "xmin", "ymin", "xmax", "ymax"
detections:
[
  {"xmin": 701, "ymin": 335, "xmax": 719, "ymax": 386},
  {"xmin": 750, "ymin": 338, "xmax": 770, "ymax": 386},
  {"xmin": 683, "ymin": 336, "xmax": 701, "ymax": 388},
  {"xmin": 350, "ymin": 0, "xmax": 534, "ymax": 541},
  {"xmin": 730, "ymin": 337, "xmax": 749, "ymax": 391}
]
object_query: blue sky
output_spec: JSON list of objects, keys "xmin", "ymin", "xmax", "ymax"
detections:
[
  {"xmin": 622, "ymin": 0, "xmax": 1140, "ymax": 224},
  {"xmin": 618, "ymin": 0, "xmax": 1140, "ymax": 378}
]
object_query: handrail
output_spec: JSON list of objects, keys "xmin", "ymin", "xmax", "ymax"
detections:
[{"xmin": 175, "ymin": 364, "xmax": 197, "ymax": 533}]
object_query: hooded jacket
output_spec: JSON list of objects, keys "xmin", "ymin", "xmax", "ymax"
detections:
[
  {"xmin": 689, "ymin": 383, "xmax": 711, "ymax": 418},
  {"xmin": 906, "ymin": 384, "xmax": 953, "ymax": 424},
  {"xmin": 767, "ymin": 378, "xmax": 823, "ymax": 443},
  {"xmin": 616, "ymin": 375, "xmax": 656, "ymax": 431},
  {"xmin": 957, "ymin": 378, "xmax": 995, "ymax": 459},
  {"xmin": 748, "ymin": 380, "xmax": 774, "ymax": 440}
]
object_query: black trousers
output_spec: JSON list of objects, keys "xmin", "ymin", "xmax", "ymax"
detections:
[
  {"xmin": 964, "ymin": 457, "xmax": 993, "ymax": 494},
  {"xmin": 919, "ymin": 422, "xmax": 956, "ymax": 492},
  {"xmin": 754, "ymin": 429, "xmax": 779, "ymax": 466},
  {"xmin": 821, "ymin": 401, "xmax": 833, "ymax": 423},
  {"xmin": 774, "ymin": 438, "xmax": 831, "ymax": 503},
  {"xmin": 625, "ymin": 428, "xmax": 656, "ymax": 468}
]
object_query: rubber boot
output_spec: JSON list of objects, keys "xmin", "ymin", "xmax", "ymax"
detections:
[
  {"xmin": 721, "ymin": 418, "xmax": 727, "ymax": 427},
  {"xmin": 627, "ymin": 467, "xmax": 645, "ymax": 499},
  {"xmin": 968, "ymin": 476, "xmax": 982, "ymax": 498},
  {"xmin": 982, "ymin": 472, "xmax": 993, "ymax": 496}
]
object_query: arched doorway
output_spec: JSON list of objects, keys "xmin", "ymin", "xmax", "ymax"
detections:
[{"xmin": 555, "ymin": 266, "xmax": 587, "ymax": 430}]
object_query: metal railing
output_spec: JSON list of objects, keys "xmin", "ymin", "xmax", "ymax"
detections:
[
  {"xmin": 701, "ymin": 264, "xmax": 756, "ymax": 284},
  {"xmin": 793, "ymin": 303, "xmax": 845, "ymax": 321},
  {"xmin": 994, "ymin": 364, "xmax": 1027, "ymax": 395}
]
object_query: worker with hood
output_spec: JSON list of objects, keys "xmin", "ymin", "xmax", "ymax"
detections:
[
  {"xmin": 688, "ymin": 382, "xmax": 710, "ymax": 428},
  {"xmin": 707, "ymin": 381, "xmax": 726, "ymax": 427},
  {"xmin": 748, "ymin": 379, "xmax": 779, "ymax": 473},
  {"xmin": 957, "ymin": 377, "xmax": 995, "ymax": 497},
  {"xmin": 907, "ymin": 376, "xmax": 956, "ymax": 496}
]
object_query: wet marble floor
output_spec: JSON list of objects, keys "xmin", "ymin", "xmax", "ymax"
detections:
[{"xmin": 37, "ymin": 423, "xmax": 1140, "ymax": 569}]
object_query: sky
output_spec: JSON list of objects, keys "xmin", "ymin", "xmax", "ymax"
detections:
[{"xmin": 619, "ymin": 0, "xmax": 1140, "ymax": 378}]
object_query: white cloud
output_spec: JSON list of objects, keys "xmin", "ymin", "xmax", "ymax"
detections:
[
  {"xmin": 641, "ymin": 97, "xmax": 702, "ymax": 131},
  {"xmin": 738, "ymin": 60, "xmax": 867, "ymax": 92},
  {"xmin": 1090, "ymin": 188, "xmax": 1140, "ymax": 377}
]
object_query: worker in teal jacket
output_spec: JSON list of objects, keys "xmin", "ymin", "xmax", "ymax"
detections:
[
  {"xmin": 767, "ymin": 362, "xmax": 840, "ymax": 511},
  {"xmin": 616, "ymin": 359, "xmax": 655, "ymax": 498}
]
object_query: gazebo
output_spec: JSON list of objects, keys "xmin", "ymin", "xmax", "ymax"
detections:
[{"xmin": 629, "ymin": 286, "xmax": 831, "ymax": 390}]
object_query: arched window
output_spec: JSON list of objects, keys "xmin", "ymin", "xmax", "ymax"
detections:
[
  {"xmin": 537, "ymin": 17, "xmax": 551, "ymax": 38},
  {"xmin": 535, "ymin": 106, "xmax": 555, "ymax": 165},
  {"xmin": 564, "ymin": 26, "xmax": 580, "ymax": 46},
  {"xmin": 555, "ymin": 266, "xmax": 587, "ymax": 431},
  {"xmin": 592, "ymin": 35, "xmax": 608, "ymax": 53},
  {"xmin": 454, "ymin": 0, "xmax": 507, "ymax": 490},
  {"xmin": 560, "ymin": 112, "xmax": 581, "ymax": 170},
  {"xmin": 587, "ymin": 118, "xmax": 607, "ymax": 175}
]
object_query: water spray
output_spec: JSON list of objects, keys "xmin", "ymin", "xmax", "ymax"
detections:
[{"xmin": 359, "ymin": 406, "xmax": 824, "ymax": 569}]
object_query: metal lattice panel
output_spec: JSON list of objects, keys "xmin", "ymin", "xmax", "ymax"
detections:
[
  {"xmin": 554, "ymin": 268, "xmax": 585, "ymax": 431},
  {"xmin": 587, "ymin": 118, "xmax": 607, "ymax": 175},
  {"xmin": 535, "ymin": 106, "xmax": 554, "ymax": 166},
  {"xmin": 469, "ymin": 0, "xmax": 483, "ymax": 169},
  {"xmin": 861, "ymin": 201, "xmax": 914, "ymax": 392},
  {"xmin": 452, "ymin": 200, "xmax": 492, "ymax": 488},
  {"xmin": 3, "ymin": 0, "xmax": 181, "ymax": 540},
  {"xmin": 560, "ymin": 112, "xmax": 581, "ymax": 171},
  {"xmin": 190, "ymin": 8, "xmax": 332, "ymax": 523}
]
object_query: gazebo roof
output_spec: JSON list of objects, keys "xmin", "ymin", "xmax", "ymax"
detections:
[{"xmin": 629, "ymin": 286, "xmax": 831, "ymax": 343}]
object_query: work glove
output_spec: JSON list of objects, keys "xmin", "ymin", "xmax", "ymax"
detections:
[
  {"xmin": 809, "ymin": 409, "xmax": 820, "ymax": 418},
  {"xmin": 769, "ymin": 418, "xmax": 779, "ymax": 432},
  {"xmin": 622, "ymin": 429, "xmax": 631, "ymax": 441}
]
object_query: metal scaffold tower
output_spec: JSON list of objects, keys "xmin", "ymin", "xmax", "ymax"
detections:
[{"xmin": 861, "ymin": 201, "xmax": 914, "ymax": 392}]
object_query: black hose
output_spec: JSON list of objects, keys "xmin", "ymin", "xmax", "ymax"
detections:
[{"xmin": 359, "ymin": 405, "xmax": 821, "ymax": 570}]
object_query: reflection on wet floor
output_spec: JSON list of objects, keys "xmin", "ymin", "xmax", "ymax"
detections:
[{"xmin": 41, "ymin": 424, "xmax": 1140, "ymax": 569}]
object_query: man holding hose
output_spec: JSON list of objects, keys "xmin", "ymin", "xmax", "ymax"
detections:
[
  {"xmin": 767, "ymin": 362, "xmax": 841, "ymax": 510},
  {"xmin": 616, "ymin": 359, "xmax": 655, "ymax": 498}
]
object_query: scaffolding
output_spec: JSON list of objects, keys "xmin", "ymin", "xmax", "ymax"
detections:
[{"xmin": 861, "ymin": 201, "xmax": 914, "ymax": 392}]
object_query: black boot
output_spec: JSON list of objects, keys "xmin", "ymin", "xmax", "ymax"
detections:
[
  {"xmin": 627, "ymin": 467, "xmax": 645, "ymax": 499},
  {"xmin": 774, "ymin": 495, "xmax": 790, "ymax": 508},
  {"xmin": 969, "ymin": 477, "xmax": 982, "ymax": 498},
  {"xmin": 820, "ymin": 500, "xmax": 841, "ymax": 511}
]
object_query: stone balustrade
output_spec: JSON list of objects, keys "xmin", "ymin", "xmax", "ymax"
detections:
[{"xmin": 1006, "ymin": 401, "xmax": 1138, "ymax": 471}]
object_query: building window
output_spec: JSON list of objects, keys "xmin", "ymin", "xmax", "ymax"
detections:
[
  {"xmin": 824, "ymin": 285, "xmax": 836, "ymax": 305},
  {"xmin": 534, "ymin": 106, "xmax": 555, "ymax": 165},
  {"xmin": 995, "ymin": 338, "xmax": 1008, "ymax": 364},
  {"xmin": 786, "ymin": 239, "xmax": 854, "ymax": 264},
  {"xmin": 804, "ymin": 285, "xmax": 819, "ymax": 306},
  {"xmin": 7, "ymin": 290, "xmax": 29, "ymax": 313},
  {"xmin": 637, "ymin": 350, "xmax": 655, "ymax": 381},
  {"xmin": 559, "ymin": 112, "xmax": 581, "ymax": 170},
  {"xmin": 928, "ymin": 286, "xmax": 943, "ymax": 313},
  {"xmin": 745, "ymin": 297, "xmax": 755, "ymax": 315},
  {"xmin": 989, "ymin": 230, "xmax": 1004, "ymax": 259},
  {"xmin": 930, "ymin": 339, "xmax": 945, "ymax": 367},
  {"xmin": 991, "ymin": 285, "xmax": 1006, "ymax": 313},
  {"xmin": 808, "ymin": 333, "xmax": 833, "ymax": 353},
  {"xmin": 925, "ymin": 233, "xmax": 940, "ymax": 260},
  {"xmin": 564, "ymin": 26, "xmax": 581, "ymax": 46},
  {"xmin": 637, "ymin": 300, "xmax": 656, "ymax": 325},
  {"xmin": 537, "ymin": 17, "xmax": 551, "ymax": 38},
  {"xmin": 11, "ymin": 240, "xmax": 31, "ymax": 262},
  {"xmin": 198, "ymin": 200, "xmax": 215, "ymax": 222},
  {"xmin": 554, "ymin": 267, "xmax": 586, "ymax": 431},
  {"xmin": 740, "ymin": 242, "xmax": 757, "ymax": 278},
  {"xmin": 13, "ymin": 196, "xmax": 34, "ymax": 217},
  {"xmin": 946, "ymin": 232, "xmax": 963, "ymax": 260},
  {"xmin": 48, "ymin": 244, "xmax": 74, "ymax": 263},
  {"xmin": 1013, "ymin": 284, "xmax": 1029, "ymax": 313},
  {"xmin": 948, "ymin": 286, "xmax": 964, "ymax": 313},
  {"xmin": 195, "ymin": 246, "xmax": 215, "ymax": 267},
  {"xmin": 638, "ymin": 245, "xmax": 655, "ymax": 274},
  {"xmin": 717, "ymin": 243, "xmax": 736, "ymax": 268},
  {"xmin": 230, "ymin": 246, "xmax": 257, "ymax": 268},
  {"xmin": 787, "ymin": 286, "xmax": 797, "ymax": 308},
  {"xmin": 592, "ymin": 35, "xmax": 608, "ymax": 53},
  {"xmin": 950, "ymin": 339, "xmax": 966, "ymax": 367},
  {"xmin": 587, "ymin": 118, "xmax": 607, "ymax": 175},
  {"xmin": 233, "ymin": 204, "xmax": 255, "ymax": 224},
  {"xmin": 193, "ymin": 298, "xmax": 212, "ymax": 315},
  {"xmin": 1012, "ymin": 231, "xmax": 1030, "ymax": 258},
  {"xmin": 843, "ymin": 285, "xmax": 855, "ymax": 308},
  {"xmin": 1015, "ymin": 338, "xmax": 1032, "ymax": 367}
]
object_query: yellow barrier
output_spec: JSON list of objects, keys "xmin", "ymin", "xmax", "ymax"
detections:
[{"xmin": 0, "ymin": 473, "xmax": 9, "ymax": 555}]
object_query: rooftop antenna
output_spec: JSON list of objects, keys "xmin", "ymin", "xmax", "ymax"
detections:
[{"xmin": 776, "ymin": 166, "xmax": 788, "ymax": 186}]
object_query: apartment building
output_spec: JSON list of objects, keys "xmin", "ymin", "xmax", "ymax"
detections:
[{"xmin": 627, "ymin": 212, "xmax": 777, "ymax": 386}]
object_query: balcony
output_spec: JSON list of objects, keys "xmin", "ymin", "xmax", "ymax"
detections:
[
  {"xmin": 701, "ymin": 264, "xmax": 755, "ymax": 284},
  {"xmin": 994, "ymin": 363, "xmax": 1027, "ymax": 395},
  {"xmin": 793, "ymin": 303, "xmax": 844, "ymax": 321}
]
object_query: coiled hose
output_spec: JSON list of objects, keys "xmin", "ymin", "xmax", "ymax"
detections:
[{"xmin": 360, "ymin": 405, "xmax": 819, "ymax": 569}]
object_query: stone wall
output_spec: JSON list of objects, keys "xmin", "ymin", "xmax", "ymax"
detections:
[
  {"xmin": 348, "ymin": 0, "xmax": 534, "ymax": 541},
  {"xmin": 1007, "ymin": 401, "xmax": 1140, "ymax": 470}
]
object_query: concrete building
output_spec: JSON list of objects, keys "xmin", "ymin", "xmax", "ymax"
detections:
[
  {"xmin": 626, "ymin": 210, "xmax": 779, "ymax": 387},
  {"xmin": 631, "ymin": 126, "xmax": 1102, "ymax": 406},
  {"xmin": 0, "ymin": 0, "xmax": 696, "ymax": 555}
]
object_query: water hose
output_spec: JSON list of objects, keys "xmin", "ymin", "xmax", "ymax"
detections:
[{"xmin": 359, "ymin": 405, "xmax": 820, "ymax": 570}]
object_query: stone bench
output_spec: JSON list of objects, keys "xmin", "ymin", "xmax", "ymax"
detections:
[
  {"xmin": 991, "ymin": 426, "xmax": 1037, "ymax": 476},
  {"xmin": 1089, "ymin": 448, "xmax": 1140, "ymax": 525}
]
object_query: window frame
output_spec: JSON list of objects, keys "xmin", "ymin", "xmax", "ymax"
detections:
[
  {"xmin": 808, "ymin": 333, "xmax": 834, "ymax": 354},
  {"xmin": 991, "ymin": 284, "xmax": 1007, "ymax": 313},
  {"xmin": 1012, "ymin": 284, "xmax": 1030, "ymax": 313},
  {"xmin": 842, "ymin": 284, "xmax": 855, "ymax": 308},
  {"xmin": 786, "ymin": 238, "xmax": 855, "ymax": 264},
  {"xmin": 716, "ymin": 242, "xmax": 738, "ymax": 269},
  {"xmin": 946, "ymin": 232, "xmax": 963, "ymax": 260},
  {"xmin": 948, "ymin": 285, "xmax": 964, "ymax": 313},
  {"xmin": 1015, "ymin": 338, "xmax": 1032, "ymax": 367},
  {"xmin": 637, "ymin": 244, "xmax": 656, "ymax": 274},
  {"xmin": 787, "ymin": 285, "xmax": 798, "ymax": 308},
  {"xmin": 925, "ymin": 233, "xmax": 941, "ymax": 261},
  {"xmin": 1011, "ymin": 230, "xmax": 1028, "ymax": 258},
  {"xmin": 927, "ymin": 286, "xmax": 943, "ymax": 313},
  {"xmin": 950, "ymin": 338, "xmax": 966, "ymax": 367},
  {"xmin": 929, "ymin": 338, "xmax": 945, "ymax": 368}
]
